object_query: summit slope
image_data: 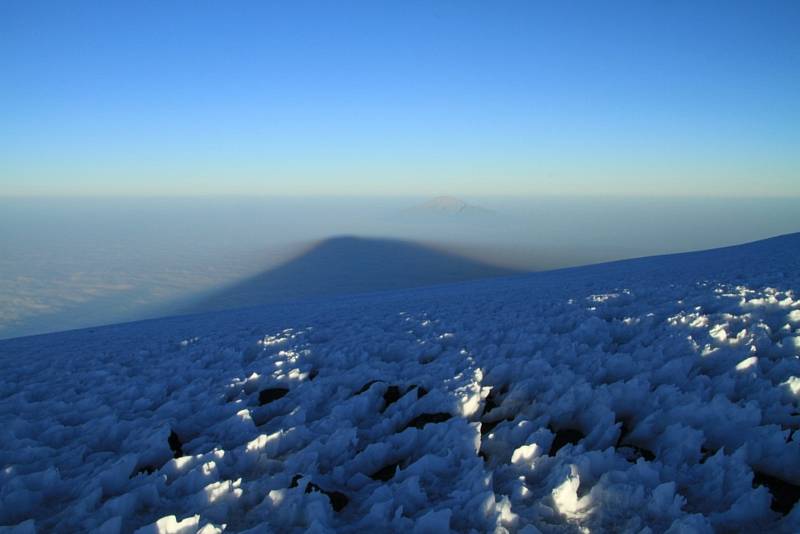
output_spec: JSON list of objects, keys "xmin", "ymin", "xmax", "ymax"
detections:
[{"xmin": 2, "ymin": 234, "xmax": 800, "ymax": 532}]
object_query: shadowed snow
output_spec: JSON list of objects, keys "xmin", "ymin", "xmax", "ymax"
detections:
[{"xmin": 185, "ymin": 236, "xmax": 522, "ymax": 313}]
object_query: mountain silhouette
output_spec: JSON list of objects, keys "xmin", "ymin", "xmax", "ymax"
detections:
[
  {"xmin": 185, "ymin": 236, "xmax": 522, "ymax": 313},
  {"xmin": 402, "ymin": 196, "xmax": 494, "ymax": 217}
]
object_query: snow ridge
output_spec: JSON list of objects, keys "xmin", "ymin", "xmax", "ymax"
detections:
[{"xmin": 1, "ymin": 233, "xmax": 800, "ymax": 533}]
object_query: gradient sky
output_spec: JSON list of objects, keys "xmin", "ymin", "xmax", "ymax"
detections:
[{"xmin": 1, "ymin": 0, "xmax": 798, "ymax": 196}]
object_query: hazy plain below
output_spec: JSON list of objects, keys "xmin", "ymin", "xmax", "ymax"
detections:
[{"xmin": 1, "ymin": 195, "xmax": 797, "ymax": 339}]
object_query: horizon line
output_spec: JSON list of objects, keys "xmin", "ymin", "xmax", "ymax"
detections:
[{"xmin": 2, "ymin": 192, "xmax": 799, "ymax": 200}]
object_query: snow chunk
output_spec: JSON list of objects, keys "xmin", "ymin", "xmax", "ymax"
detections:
[
  {"xmin": 133, "ymin": 514, "xmax": 200, "ymax": 534},
  {"xmin": 413, "ymin": 508, "xmax": 451, "ymax": 533},
  {"xmin": 511, "ymin": 443, "xmax": 542, "ymax": 465},
  {"xmin": 735, "ymin": 356, "xmax": 758, "ymax": 371},
  {"xmin": 553, "ymin": 465, "xmax": 584, "ymax": 519},
  {"xmin": 784, "ymin": 376, "xmax": 800, "ymax": 396}
]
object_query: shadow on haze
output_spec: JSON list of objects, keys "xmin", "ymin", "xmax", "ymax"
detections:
[{"xmin": 183, "ymin": 236, "xmax": 525, "ymax": 313}]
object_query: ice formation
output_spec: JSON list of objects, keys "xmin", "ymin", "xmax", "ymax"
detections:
[{"xmin": 1, "ymin": 234, "xmax": 800, "ymax": 532}]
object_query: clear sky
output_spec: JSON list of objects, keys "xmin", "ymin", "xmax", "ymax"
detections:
[{"xmin": 1, "ymin": 0, "xmax": 798, "ymax": 197}]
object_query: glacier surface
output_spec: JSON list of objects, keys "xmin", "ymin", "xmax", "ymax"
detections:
[{"xmin": 2, "ymin": 233, "xmax": 800, "ymax": 533}]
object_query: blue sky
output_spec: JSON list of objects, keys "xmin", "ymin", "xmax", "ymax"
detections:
[{"xmin": 1, "ymin": 0, "xmax": 798, "ymax": 196}]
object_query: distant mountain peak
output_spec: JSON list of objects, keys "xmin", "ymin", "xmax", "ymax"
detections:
[
  {"xmin": 422, "ymin": 196, "xmax": 469, "ymax": 213},
  {"xmin": 407, "ymin": 196, "xmax": 493, "ymax": 216}
]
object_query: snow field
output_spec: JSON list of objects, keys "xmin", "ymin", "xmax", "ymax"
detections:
[{"xmin": 1, "ymin": 234, "xmax": 800, "ymax": 532}]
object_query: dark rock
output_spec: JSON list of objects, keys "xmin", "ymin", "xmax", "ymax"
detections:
[
  {"xmin": 308, "ymin": 369, "xmax": 319, "ymax": 381},
  {"xmin": 406, "ymin": 384, "xmax": 427, "ymax": 398},
  {"xmin": 168, "ymin": 430, "xmax": 183, "ymax": 458},
  {"xmin": 131, "ymin": 465, "xmax": 157, "ymax": 478},
  {"xmin": 289, "ymin": 474, "xmax": 303, "ymax": 488},
  {"xmin": 700, "ymin": 447, "xmax": 718, "ymax": 464},
  {"xmin": 354, "ymin": 380, "xmax": 380, "ymax": 395},
  {"xmin": 753, "ymin": 471, "xmax": 800, "ymax": 515},
  {"xmin": 305, "ymin": 482, "xmax": 349, "ymax": 512},
  {"xmin": 548, "ymin": 427, "xmax": 584, "ymax": 456},
  {"xmin": 305, "ymin": 481, "xmax": 322, "ymax": 493},
  {"xmin": 381, "ymin": 386, "xmax": 402, "ymax": 413},
  {"xmin": 481, "ymin": 419, "xmax": 501, "ymax": 436},
  {"xmin": 576, "ymin": 479, "xmax": 590, "ymax": 498},
  {"xmin": 618, "ymin": 445, "xmax": 655, "ymax": 462},
  {"xmin": 370, "ymin": 462, "xmax": 401, "ymax": 481},
  {"xmin": 258, "ymin": 387, "xmax": 289, "ymax": 405},
  {"xmin": 482, "ymin": 389, "xmax": 500, "ymax": 416},
  {"xmin": 614, "ymin": 417, "xmax": 654, "ymax": 461},
  {"xmin": 324, "ymin": 490, "xmax": 349, "ymax": 512},
  {"xmin": 405, "ymin": 412, "xmax": 452, "ymax": 430},
  {"xmin": 325, "ymin": 490, "xmax": 349, "ymax": 512}
]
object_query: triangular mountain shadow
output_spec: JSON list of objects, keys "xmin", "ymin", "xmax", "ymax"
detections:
[{"xmin": 184, "ymin": 236, "xmax": 524, "ymax": 313}]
